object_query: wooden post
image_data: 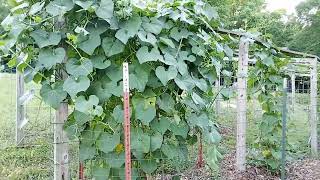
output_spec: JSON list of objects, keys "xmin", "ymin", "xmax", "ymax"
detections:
[
  {"xmin": 236, "ymin": 37, "xmax": 249, "ymax": 171},
  {"xmin": 16, "ymin": 72, "xmax": 25, "ymax": 145},
  {"xmin": 54, "ymin": 103, "xmax": 69, "ymax": 180},
  {"xmin": 215, "ymin": 74, "xmax": 221, "ymax": 114},
  {"xmin": 291, "ymin": 73, "xmax": 295, "ymax": 110},
  {"xmin": 310, "ymin": 58, "xmax": 318, "ymax": 157}
]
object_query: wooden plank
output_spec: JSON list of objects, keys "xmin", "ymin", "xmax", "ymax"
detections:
[
  {"xmin": 310, "ymin": 58, "xmax": 318, "ymax": 157},
  {"xmin": 54, "ymin": 102, "xmax": 69, "ymax": 180},
  {"xmin": 16, "ymin": 72, "xmax": 25, "ymax": 145},
  {"xmin": 236, "ymin": 38, "xmax": 249, "ymax": 171},
  {"xmin": 217, "ymin": 28, "xmax": 320, "ymax": 60}
]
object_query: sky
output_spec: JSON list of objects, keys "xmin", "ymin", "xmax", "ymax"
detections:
[{"xmin": 266, "ymin": 0, "xmax": 306, "ymax": 14}]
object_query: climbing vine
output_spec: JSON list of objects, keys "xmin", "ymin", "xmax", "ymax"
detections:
[{"xmin": 0, "ymin": 0, "xmax": 290, "ymax": 177}]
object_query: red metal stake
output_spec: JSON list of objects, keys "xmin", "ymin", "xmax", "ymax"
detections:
[
  {"xmin": 79, "ymin": 162, "xmax": 84, "ymax": 180},
  {"xmin": 123, "ymin": 63, "xmax": 131, "ymax": 180},
  {"xmin": 197, "ymin": 136, "xmax": 204, "ymax": 168}
]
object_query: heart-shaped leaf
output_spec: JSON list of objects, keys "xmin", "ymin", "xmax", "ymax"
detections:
[
  {"xmin": 151, "ymin": 117, "xmax": 171, "ymax": 135},
  {"xmin": 30, "ymin": 30, "xmax": 61, "ymax": 48},
  {"xmin": 132, "ymin": 95, "xmax": 156, "ymax": 125},
  {"xmin": 140, "ymin": 159, "xmax": 157, "ymax": 174},
  {"xmin": 159, "ymin": 37, "xmax": 175, "ymax": 48},
  {"xmin": 75, "ymin": 95, "xmax": 103, "ymax": 116},
  {"xmin": 170, "ymin": 27, "xmax": 191, "ymax": 42},
  {"xmin": 75, "ymin": 0, "xmax": 94, "ymax": 10},
  {"xmin": 78, "ymin": 33, "xmax": 101, "ymax": 55},
  {"xmin": 174, "ymin": 74, "xmax": 195, "ymax": 91},
  {"xmin": 96, "ymin": 132, "xmax": 120, "ymax": 153},
  {"xmin": 137, "ymin": 31, "xmax": 157, "ymax": 46},
  {"xmin": 160, "ymin": 53, "xmax": 177, "ymax": 66},
  {"xmin": 63, "ymin": 75, "xmax": 90, "ymax": 98},
  {"xmin": 36, "ymin": 48, "xmax": 65, "ymax": 70},
  {"xmin": 150, "ymin": 132, "xmax": 163, "ymax": 151},
  {"xmin": 95, "ymin": 0, "xmax": 114, "ymax": 21},
  {"xmin": 46, "ymin": 0, "xmax": 74, "ymax": 16},
  {"xmin": 102, "ymin": 36, "xmax": 125, "ymax": 57},
  {"xmin": 115, "ymin": 16, "xmax": 142, "ymax": 44},
  {"xmin": 136, "ymin": 46, "xmax": 163, "ymax": 64},
  {"xmin": 131, "ymin": 128, "xmax": 150, "ymax": 153},
  {"xmin": 91, "ymin": 56, "xmax": 111, "ymax": 69},
  {"xmin": 157, "ymin": 93, "xmax": 175, "ymax": 113},
  {"xmin": 142, "ymin": 17, "xmax": 164, "ymax": 35},
  {"xmin": 40, "ymin": 81, "xmax": 67, "ymax": 109},
  {"xmin": 66, "ymin": 58, "xmax": 93, "ymax": 77},
  {"xmin": 155, "ymin": 66, "xmax": 178, "ymax": 86}
]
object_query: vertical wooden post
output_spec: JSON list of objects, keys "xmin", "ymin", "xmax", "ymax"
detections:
[
  {"xmin": 16, "ymin": 72, "xmax": 25, "ymax": 145},
  {"xmin": 236, "ymin": 37, "xmax": 249, "ymax": 171},
  {"xmin": 54, "ymin": 103, "xmax": 69, "ymax": 180},
  {"xmin": 291, "ymin": 73, "xmax": 295, "ymax": 110},
  {"xmin": 310, "ymin": 58, "xmax": 318, "ymax": 157},
  {"xmin": 215, "ymin": 74, "xmax": 221, "ymax": 114}
]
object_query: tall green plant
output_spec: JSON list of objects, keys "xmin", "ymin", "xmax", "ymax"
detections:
[{"xmin": 0, "ymin": 0, "xmax": 234, "ymax": 178}]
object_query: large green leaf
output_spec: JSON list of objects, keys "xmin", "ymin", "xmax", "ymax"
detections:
[
  {"xmin": 29, "ymin": 2, "xmax": 45, "ymax": 15},
  {"xmin": 168, "ymin": 120, "xmax": 189, "ymax": 138},
  {"xmin": 160, "ymin": 53, "xmax": 177, "ymax": 66},
  {"xmin": 30, "ymin": 30, "xmax": 61, "ymax": 48},
  {"xmin": 141, "ymin": 17, "xmax": 164, "ymax": 35},
  {"xmin": 79, "ymin": 143, "xmax": 96, "ymax": 162},
  {"xmin": 89, "ymin": 77, "xmax": 117, "ymax": 103},
  {"xmin": 45, "ymin": 0, "xmax": 74, "ymax": 16},
  {"xmin": 174, "ymin": 74, "xmax": 195, "ymax": 91},
  {"xmin": 155, "ymin": 66, "xmax": 178, "ymax": 86},
  {"xmin": 74, "ymin": 110, "xmax": 93, "ymax": 126},
  {"xmin": 151, "ymin": 117, "xmax": 170, "ymax": 135},
  {"xmin": 140, "ymin": 159, "xmax": 158, "ymax": 174},
  {"xmin": 170, "ymin": 27, "xmax": 191, "ymax": 42},
  {"xmin": 106, "ymin": 152, "xmax": 125, "ymax": 168},
  {"xmin": 150, "ymin": 132, "xmax": 163, "ymax": 151},
  {"xmin": 132, "ymin": 96, "xmax": 156, "ymax": 125},
  {"xmin": 40, "ymin": 81, "xmax": 67, "ymax": 109},
  {"xmin": 96, "ymin": 0, "xmax": 114, "ymax": 21},
  {"xmin": 136, "ymin": 46, "xmax": 163, "ymax": 64},
  {"xmin": 112, "ymin": 105, "xmax": 124, "ymax": 123},
  {"xmin": 129, "ymin": 64, "xmax": 150, "ymax": 92},
  {"xmin": 91, "ymin": 56, "xmax": 111, "ymax": 69},
  {"xmin": 115, "ymin": 16, "xmax": 142, "ymax": 44},
  {"xmin": 36, "ymin": 48, "xmax": 65, "ymax": 70},
  {"xmin": 63, "ymin": 75, "xmax": 90, "ymax": 98},
  {"xmin": 92, "ymin": 166, "xmax": 110, "ymax": 180},
  {"xmin": 75, "ymin": 0, "xmax": 94, "ymax": 10},
  {"xmin": 102, "ymin": 36, "xmax": 125, "ymax": 57},
  {"xmin": 131, "ymin": 128, "xmax": 150, "ymax": 153},
  {"xmin": 96, "ymin": 132, "xmax": 120, "ymax": 153},
  {"xmin": 157, "ymin": 93, "xmax": 175, "ymax": 113},
  {"xmin": 66, "ymin": 58, "xmax": 93, "ymax": 77},
  {"xmin": 75, "ymin": 95, "xmax": 103, "ymax": 116},
  {"xmin": 78, "ymin": 33, "xmax": 101, "ymax": 55},
  {"xmin": 187, "ymin": 112, "xmax": 209, "ymax": 130},
  {"xmin": 137, "ymin": 31, "xmax": 157, "ymax": 46}
]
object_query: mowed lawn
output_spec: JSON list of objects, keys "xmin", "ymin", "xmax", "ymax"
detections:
[{"xmin": 0, "ymin": 73, "xmax": 53, "ymax": 179}]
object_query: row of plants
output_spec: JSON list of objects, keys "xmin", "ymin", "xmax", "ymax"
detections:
[{"xmin": 0, "ymin": 0, "xmax": 291, "ymax": 178}]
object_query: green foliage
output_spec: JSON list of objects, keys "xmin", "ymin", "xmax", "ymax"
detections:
[
  {"xmin": 248, "ymin": 48, "xmax": 288, "ymax": 171},
  {"xmin": 1, "ymin": 0, "xmax": 228, "ymax": 177}
]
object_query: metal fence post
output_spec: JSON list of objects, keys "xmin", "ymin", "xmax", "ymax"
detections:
[
  {"xmin": 236, "ymin": 37, "xmax": 249, "ymax": 171},
  {"xmin": 16, "ymin": 72, "xmax": 25, "ymax": 145},
  {"xmin": 310, "ymin": 58, "xmax": 318, "ymax": 157}
]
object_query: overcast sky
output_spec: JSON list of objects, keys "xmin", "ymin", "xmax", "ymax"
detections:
[{"xmin": 266, "ymin": 0, "xmax": 306, "ymax": 14}]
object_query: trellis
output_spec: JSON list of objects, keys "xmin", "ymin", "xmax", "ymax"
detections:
[{"xmin": 14, "ymin": 30, "xmax": 320, "ymax": 179}]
